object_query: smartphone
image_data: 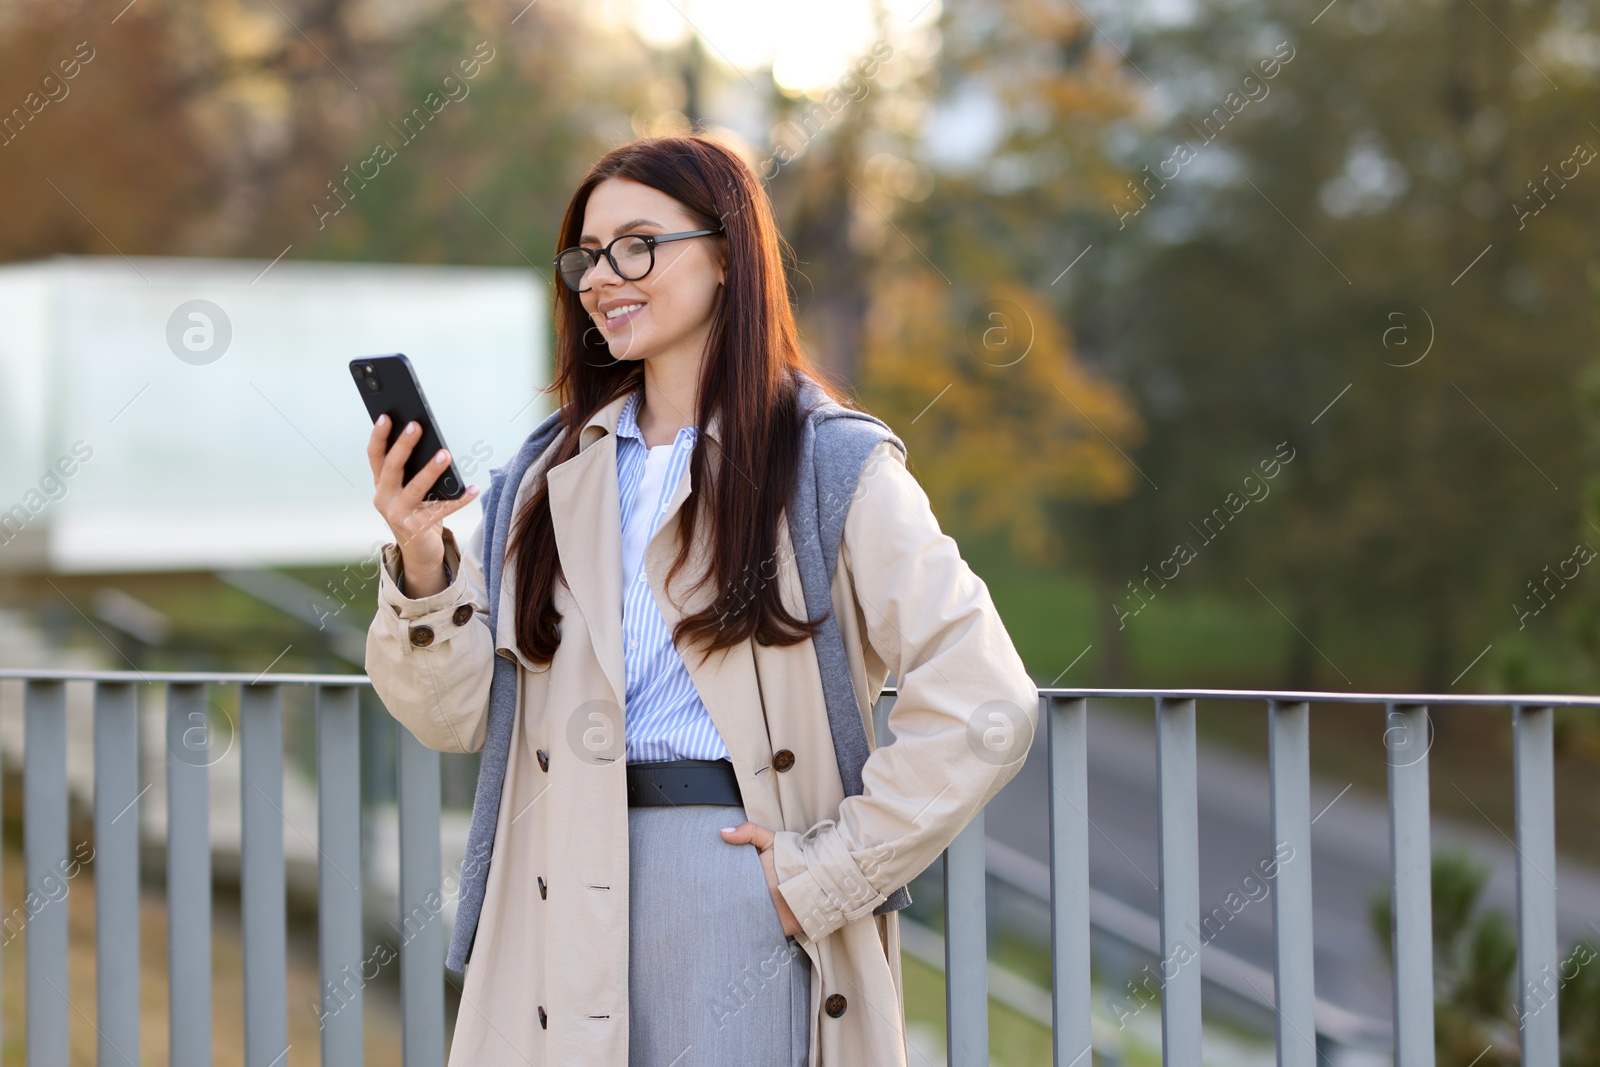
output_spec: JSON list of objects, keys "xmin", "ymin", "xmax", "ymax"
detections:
[{"xmin": 350, "ymin": 354, "xmax": 466, "ymax": 501}]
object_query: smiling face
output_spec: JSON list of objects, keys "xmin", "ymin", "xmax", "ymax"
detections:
[{"xmin": 575, "ymin": 177, "xmax": 725, "ymax": 366}]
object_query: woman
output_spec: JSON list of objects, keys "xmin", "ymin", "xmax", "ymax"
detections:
[{"xmin": 365, "ymin": 134, "xmax": 1038, "ymax": 1067}]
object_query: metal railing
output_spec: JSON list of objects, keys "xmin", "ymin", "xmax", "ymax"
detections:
[
  {"xmin": 0, "ymin": 669, "xmax": 1592, "ymax": 1066},
  {"xmin": 976, "ymin": 688, "xmax": 1597, "ymax": 1067}
]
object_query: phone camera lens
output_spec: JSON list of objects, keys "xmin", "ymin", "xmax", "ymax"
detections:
[{"xmin": 364, "ymin": 377, "xmax": 380, "ymax": 392}]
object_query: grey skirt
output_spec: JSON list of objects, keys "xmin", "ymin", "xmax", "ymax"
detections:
[{"xmin": 628, "ymin": 802, "xmax": 812, "ymax": 1067}]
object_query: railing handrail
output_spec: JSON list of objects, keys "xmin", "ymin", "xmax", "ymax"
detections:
[
  {"xmin": 1035, "ymin": 685, "xmax": 1600, "ymax": 707},
  {"xmin": 10, "ymin": 670, "xmax": 1600, "ymax": 708},
  {"xmin": 0, "ymin": 668, "xmax": 374, "ymax": 685}
]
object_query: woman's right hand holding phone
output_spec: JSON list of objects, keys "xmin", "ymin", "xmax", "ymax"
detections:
[{"xmin": 367, "ymin": 414, "xmax": 480, "ymax": 598}]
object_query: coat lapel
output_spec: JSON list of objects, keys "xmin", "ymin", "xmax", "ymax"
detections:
[{"xmin": 544, "ymin": 394, "xmax": 631, "ymax": 707}]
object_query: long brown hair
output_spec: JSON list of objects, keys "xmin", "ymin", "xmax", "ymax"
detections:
[{"xmin": 508, "ymin": 134, "xmax": 849, "ymax": 668}]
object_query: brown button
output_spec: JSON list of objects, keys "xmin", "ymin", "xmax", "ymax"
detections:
[
  {"xmin": 773, "ymin": 749, "xmax": 795, "ymax": 772},
  {"xmin": 537, "ymin": 749, "xmax": 550, "ymax": 772},
  {"xmin": 824, "ymin": 993, "xmax": 847, "ymax": 1017},
  {"xmin": 452, "ymin": 604, "xmax": 474, "ymax": 626},
  {"xmin": 538, "ymin": 876, "xmax": 547, "ymax": 900},
  {"xmin": 537, "ymin": 1005, "xmax": 547, "ymax": 1029},
  {"xmin": 408, "ymin": 625, "xmax": 434, "ymax": 647}
]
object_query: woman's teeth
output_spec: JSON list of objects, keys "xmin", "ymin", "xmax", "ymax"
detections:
[{"xmin": 606, "ymin": 303, "xmax": 644, "ymax": 319}]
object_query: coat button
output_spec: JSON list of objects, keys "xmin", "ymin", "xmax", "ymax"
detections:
[
  {"xmin": 408, "ymin": 624, "xmax": 434, "ymax": 647},
  {"xmin": 824, "ymin": 993, "xmax": 847, "ymax": 1017},
  {"xmin": 537, "ymin": 749, "xmax": 550, "ymax": 772},
  {"xmin": 452, "ymin": 604, "xmax": 474, "ymax": 626},
  {"xmin": 538, "ymin": 1005, "xmax": 547, "ymax": 1029},
  {"xmin": 538, "ymin": 876, "xmax": 547, "ymax": 900},
  {"xmin": 773, "ymin": 749, "xmax": 795, "ymax": 772}
]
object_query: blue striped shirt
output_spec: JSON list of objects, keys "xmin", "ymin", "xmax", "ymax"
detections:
[{"xmin": 615, "ymin": 387, "xmax": 730, "ymax": 764}]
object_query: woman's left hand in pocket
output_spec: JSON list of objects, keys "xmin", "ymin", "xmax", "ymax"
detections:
[{"xmin": 720, "ymin": 822, "xmax": 802, "ymax": 938}]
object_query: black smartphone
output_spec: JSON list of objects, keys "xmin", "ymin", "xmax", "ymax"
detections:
[{"xmin": 350, "ymin": 354, "xmax": 466, "ymax": 501}]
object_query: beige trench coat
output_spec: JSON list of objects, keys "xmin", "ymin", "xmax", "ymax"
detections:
[{"xmin": 365, "ymin": 391, "xmax": 1039, "ymax": 1066}]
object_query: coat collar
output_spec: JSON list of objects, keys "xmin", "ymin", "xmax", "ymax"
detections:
[{"xmin": 572, "ymin": 383, "xmax": 723, "ymax": 455}]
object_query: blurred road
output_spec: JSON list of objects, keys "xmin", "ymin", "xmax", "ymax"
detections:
[{"xmin": 980, "ymin": 700, "xmax": 1600, "ymax": 1024}]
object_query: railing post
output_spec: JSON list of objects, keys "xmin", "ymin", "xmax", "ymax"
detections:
[
  {"xmin": 24, "ymin": 679, "xmax": 69, "ymax": 1067},
  {"xmin": 1267, "ymin": 700, "xmax": 1316, "ymax": 1067},
  {"xmin": 1385, "ymin": 702, "xmax": 1435, "ymax": 1067},
  {"xmin": 1048, "ymin": 695, "xmax": 1092, "ymax": 1067},
  {"xmin": 397, "ymin": 726, "xmax": 445, "ymax": 1066},
  {"xmin": 241, "ymin": 683, "xmax": 289, "ymax": 1067},
  {"xmin": 167, "ymin": 682, "xmax": 214, "ymax": 1067},
  {"xmin": 1512, "ymin": 704, "xmax": 1559, "ymax": 1065},
  {"xmin": 317, "ymin": 684, "xmax": 366, "ymax": 1066},
  {"xmin": 94, "ymin": 681, "xmax": 142, "ymax": 1065},
  {"xmin": 1155, "ymin": 696, "xmax": 1202, "ymax": 1067},
  {"xmin": 944, "ymin": 807, "xmax": 989, "ymax": 1067}
]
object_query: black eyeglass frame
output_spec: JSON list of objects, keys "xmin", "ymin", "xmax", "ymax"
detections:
[{"xmin": 553, "ymin": 228, "xmax": 724, "ymax": 292}]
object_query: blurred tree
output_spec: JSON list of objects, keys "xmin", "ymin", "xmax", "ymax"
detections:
[
  {"xmin": 1559, "ymin": 934, "xmax": 1600, "ymax": 1065},
  {"xmin": 764, "ymin": 1, "xmax": 906, "ymax": 384},
  {"xmin": 1062, "ymin": 0, "xmax": 1600, "ymax": 688},
  {"xmin": 0, "ymin": 0, "xmax": 618, "ymax": 271},
  {"xmin": 1370, "ymin": 848, "xmax": 1600, "ymax": 1065},
  {"xmin": 0, "ymin": 0, "xmax": 219, "ymax": 259},
  {"xmin": 173, "ymin": 0, "xmax": 377, "ymax": 251},
  {"xmin": 1564, "ymin": 265, "xmax": 1600, "ymax": 753},
  {"xmin": 776, "ymin": 86, "xmax": 876, "ymax": 386},
  {"xmin": 1370, "ymin": 849, "xmax": 1517, "ymax": 1065},
  {"xmin": 868, "ymin": 0, "xmax": 1150, "ymax": 672},
  {"xmin": 860, "ymin": 272, "xmax": 1143, "ymax": 565},
  {"xmin": 292, "ymin": 0, "xmax": 637, "ymax": 273},
  {"xmin": 783, "ymin": 0, "xmax": 1151, "ymax": 597}
]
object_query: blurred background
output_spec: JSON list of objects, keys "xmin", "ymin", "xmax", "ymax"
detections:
[{"xmin": 1, "ymin": 0, "xmax": 1598, "ymax": 1063}]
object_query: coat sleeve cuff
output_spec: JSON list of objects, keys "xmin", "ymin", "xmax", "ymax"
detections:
[
  {"xmin": 374, "ymin": 528, "xmax": 475, "ymax": 642},
  {"xmin": 771, "ymin": 821, "xmax": 888, "ymax": 945}
]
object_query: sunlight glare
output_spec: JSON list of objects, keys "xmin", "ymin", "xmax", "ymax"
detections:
[{"xmin": 624, "ymin": 0, "xmax": 896, "ymax": 94}]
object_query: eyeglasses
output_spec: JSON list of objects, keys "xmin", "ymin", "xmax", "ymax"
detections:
[{"xmin": 553, "ymin": 229, "xmax": 723, "ymax": 293}]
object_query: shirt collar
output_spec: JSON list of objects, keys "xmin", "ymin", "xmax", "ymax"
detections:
[
  {"xmin": 578, "ymin": 384, "xmax": 720, "ymax": 452},
  {"xmin": 614, "ymin": 387, "xmax": 657, "ymax": 445}
]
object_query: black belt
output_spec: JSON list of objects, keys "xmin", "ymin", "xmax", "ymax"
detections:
[{"xmin": 626, "ymin": 758, "xmax": 743, "ymax": 807}]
